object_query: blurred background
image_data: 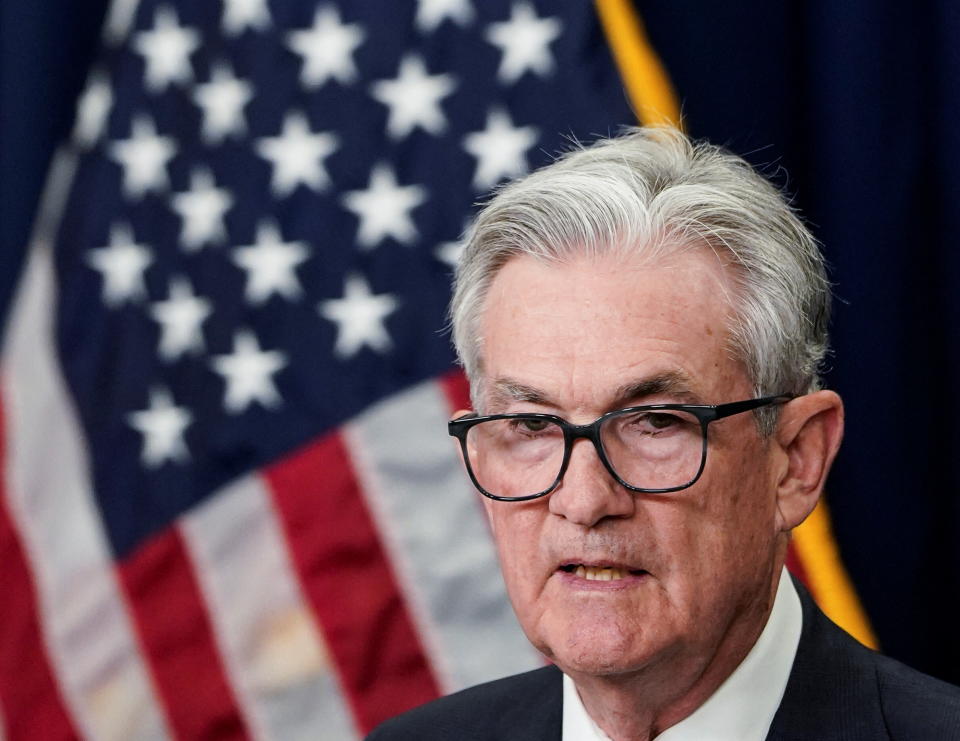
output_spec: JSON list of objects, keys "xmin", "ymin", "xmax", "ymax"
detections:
[{"xmin": 0, "ymin": 0, "xmax": 957, "ymax": 738}]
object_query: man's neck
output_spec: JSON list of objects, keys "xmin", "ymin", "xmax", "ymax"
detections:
[{"xmin": 565, "ymin": 568, "xmax": 783, "ymax": 741}]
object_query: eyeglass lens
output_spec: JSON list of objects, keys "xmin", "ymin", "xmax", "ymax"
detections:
[{"xmin": 465, "ymin": 409, "xmax": 704, "ymax": 498}]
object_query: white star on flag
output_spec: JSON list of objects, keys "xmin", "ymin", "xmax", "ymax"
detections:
[
  {"xmin": 341, "ymin": 164, "xmax": 428, "ymax": 249},
  {"xmin": 435, "ymin": 239, "xmax": 465, "ymax": 269},
  {"xmin": 319, "ymin": 273, "xmax": 400, "ymax": 358},
  {"xmin": 220, "ymin": 0, "xmax": 271, "ymax": 36},
  {"xmin": 255, "ymin": 111, "xmax": 339, "ymax": 197},
  {"xmin": 192, "ymin": 62, "xmax": 254, "ymax": 144},
  {"xmin": 371, "ymin": 54, "xmax": 457, "ymax": 140},
  {"xmin": 149, "ymin": 277, "xmax": 213, "ymax": 361},
  {"xmin": 73, "ymin": 71, "xmax": 113, "ymax": 148},
  {"xmin": 464, "ymin": 107, "xmax": 539, "ymax": 190},
  {"xmin": 287, "ymin": 5, "xmax": 365, "ymax": 88},
  {"xmin": 109, "ymin": 115, "xmax": 177, "ymax": 199},
  {"xmin": 132, "ymin": 5, "xmax": 200, "ymax": 92},
  {"xmin": 232, "ymin": 220, "xmax": 310, "ymax": 304},
  {"xmin": 211, "ymin": 330, "xmax": 288, "ymax": 413},
  {"xmin": 85, "ymin": 223, "xmax": 153, "ymax": 307},
  {"xmin": 127, "ymin": 387, "xmax": 193, "ymax": 467},
  {"xmin": 485, "ymin": 2, "xmax": 562, "ymax": 84},
  {"xmin": 415, "ymin": 0, "xmax": 475, "ymax": 32},
  {"xmin": 170, "ymin": 168, "xmax": 234, "ymax": 251}
]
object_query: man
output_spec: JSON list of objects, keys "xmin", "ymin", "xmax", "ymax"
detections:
[{"xmin": 368, "ymin": 127, "xmax": 960, "ymax": 740}]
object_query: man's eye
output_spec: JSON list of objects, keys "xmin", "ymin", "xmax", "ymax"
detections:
[
  {"xmin": 517, "ymin": 418, "xmax": 550, "ymax": 432},
  {"xmin": 646, "ymin": 413, "xmax": 678, "ymax": 430},
  {"xmin": 620, "ymin": 412, "xmax": 683, "ymax": 433}
]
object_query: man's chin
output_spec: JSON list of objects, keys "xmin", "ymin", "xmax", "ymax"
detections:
[{"xmin": 540, "ymin": 624, "xmax": 660, "ymax": 679}]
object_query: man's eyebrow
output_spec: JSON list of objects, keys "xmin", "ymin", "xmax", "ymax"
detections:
[
  {"xmin": 489, "ymin": 378, "xmax": 554, "ymax": 407},
  {"xmin": 613, "ymin": 371, "xmax": 699, "ymax": 406},
  {"xmin": 487, "ymin": 371, "xmax": 699, "ymax": 411}
]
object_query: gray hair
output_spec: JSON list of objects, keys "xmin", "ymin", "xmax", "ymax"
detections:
[{"xmin": 449, "ymin": 126, "xmax": 831, "ymax": 434}]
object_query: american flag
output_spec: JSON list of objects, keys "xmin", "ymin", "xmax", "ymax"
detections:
[{"xmin": 0, "ymin": 0, "xmax": 638, "ymax": 737}]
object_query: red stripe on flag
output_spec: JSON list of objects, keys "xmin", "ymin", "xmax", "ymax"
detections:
[
  {"xmin": 0, "ymin": 500, "xmax": 78, "ymax": 741},
  {"xmin": 440, "ymin": 369, "xmax": 471, "ymax": 414},
  {"xmin": 0, "ymin": 498, "xmax": 79, "ymax": 740},
  {"xmin": 265, "ymin": 431, "xmax": 441, "ymax": 733},
  {"xmin": 785, "ymin": 540, "xmax": 810, "ymax": 589},
  {"xmin": 0, "ymin": 398, "xmax": 78, "ymax": 741},
  {"xmin": 119, "ymin": 528, "xmax": 250, "ymax": 740}
]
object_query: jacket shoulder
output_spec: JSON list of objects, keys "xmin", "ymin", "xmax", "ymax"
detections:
[
  {"xmin": 873, "ymin": 653, "xmax": 960, "ymax": 739},
  {"xmin": 366, "ymin": 665, "xmax": 562, "ymax": 741},
  {"xmin": 770, "ymin": 579, "xmax": 960, "ymax": 740}
]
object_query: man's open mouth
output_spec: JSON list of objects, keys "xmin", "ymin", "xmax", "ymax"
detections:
[{"xmin": 558, "ymin": 564, "xmax": 647, "ymax": 581}]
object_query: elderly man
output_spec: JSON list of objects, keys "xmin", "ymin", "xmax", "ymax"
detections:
[{"xmin": 368, "ymin": 127, "xmax": 960, "ymax": 740}]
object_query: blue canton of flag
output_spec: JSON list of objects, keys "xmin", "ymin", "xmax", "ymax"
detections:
[{"xmin": 0, "ymin": 0, "xmax": 636, "ymax": 737}]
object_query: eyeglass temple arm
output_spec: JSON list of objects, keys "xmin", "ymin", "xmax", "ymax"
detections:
[{"xmin": 712, "ymin": 394, "xmax": 794, "ymax": 420}]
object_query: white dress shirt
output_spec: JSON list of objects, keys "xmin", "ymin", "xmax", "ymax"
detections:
[{"xmin": 562, "ymin": 567, "xmax": 802, "ymax": 740}]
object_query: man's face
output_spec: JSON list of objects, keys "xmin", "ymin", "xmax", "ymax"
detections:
[{"xmin": 474, "ymin": 249, "xmax": 786, "ymax": 680}]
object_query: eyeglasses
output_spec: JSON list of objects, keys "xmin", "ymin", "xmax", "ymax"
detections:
[{"xmin": 448, "ymin": 395, "xmax": 792, "ymax": 501}]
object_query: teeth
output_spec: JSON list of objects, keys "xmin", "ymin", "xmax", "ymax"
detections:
[{"xmin": 574, "ymin": 566, "xmax": 627, "ymax": 581}]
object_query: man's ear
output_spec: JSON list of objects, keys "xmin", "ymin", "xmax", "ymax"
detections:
[{"xmin": 774, "ymin": 390, "xmax": 844, "ymax": 532}]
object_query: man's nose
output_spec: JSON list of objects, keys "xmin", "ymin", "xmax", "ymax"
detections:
[{"xmin": 547, "ymin": 437, "xmax": 635, "ymax": 526}]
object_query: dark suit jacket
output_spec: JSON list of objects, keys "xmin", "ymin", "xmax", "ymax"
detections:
[{"xmin": 367, "ymin": 584, "xmax": 960, "ymax": 739}]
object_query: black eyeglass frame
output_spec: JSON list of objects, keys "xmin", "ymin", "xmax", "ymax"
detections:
[{"xmin": 448, "ymin": 394, "xmax": 794, "ymax": 502}]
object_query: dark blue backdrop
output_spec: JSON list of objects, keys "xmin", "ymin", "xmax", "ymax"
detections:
[{"xmin": 2, "ymin": 0, "xmax": 958, "ymax": 684}]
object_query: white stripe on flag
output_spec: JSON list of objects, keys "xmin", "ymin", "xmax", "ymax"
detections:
[
  {"xmin": 181, "ymin": 474, "xmax": 361, "ymax": 741},
  {"xmin": 102, "ymin": 0, "xmax": 140, "ymax": 45},
  {"xmin": 344, "ymin": 380, "xmax": 543, "ymax": 693},
  {"xmin": 1, "ymin": 220, "xmax": 171, "ymax": 738}
]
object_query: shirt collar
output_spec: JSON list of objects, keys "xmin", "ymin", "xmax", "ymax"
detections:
[{"xmin": 562, "ymin": 567, "xmax": 802, "ymax": 741}]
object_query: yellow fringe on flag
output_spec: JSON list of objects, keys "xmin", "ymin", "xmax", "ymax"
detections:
[
  {"xmin": 594, "ymin": 0, "xmax": 683, "ymax": 129},
  {"xmin": 793, "ymin": 500, "xmax": 878, "ymax": 648}
]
